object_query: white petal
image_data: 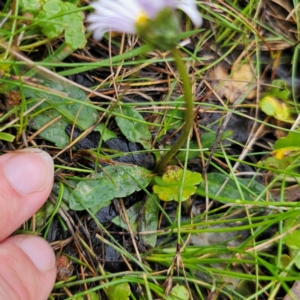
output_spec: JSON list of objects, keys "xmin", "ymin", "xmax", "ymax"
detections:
[
  {"xmin": 138, "ymin": 0, "xmax": 176, "ymax": 17},
  {"xmin": 176, "ymin": 0, "xmax": 203, "ymax": 27},
  {"xmin": 87, "ymin": 0, "xmax": 144, "ymax": 40},
  {"xmin": 92, "ymin": 28, "xmax": 107, "ymax": 40}
]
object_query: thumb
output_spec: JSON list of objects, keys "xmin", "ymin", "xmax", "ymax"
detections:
[
  {"xmin": 0, "ymin": 235, "xmax": 56, "ymax": 300},
  {"xmin": 0, "ymin": 149, "xmax": 57, "ymax": 299},
  {"xmin": 0, "ymin": 148, "xmax": 54, "ymax": 241}
]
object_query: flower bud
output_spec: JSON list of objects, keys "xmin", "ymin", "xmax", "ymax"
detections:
[{"xmin": 136, "ymin": 8, "xmax": 180, "ymax": 51}]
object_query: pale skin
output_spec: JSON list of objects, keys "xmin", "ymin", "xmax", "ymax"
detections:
[{"xmin": 0, "ymin": 149, "xmax": 57, "ymax": 300}]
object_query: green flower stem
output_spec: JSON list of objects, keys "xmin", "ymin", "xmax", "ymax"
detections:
[{"xmin": 155, "ymin": 47, "xmax": 194, "ymax": 173}]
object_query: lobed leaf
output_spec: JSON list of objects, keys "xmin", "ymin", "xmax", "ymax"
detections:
[
  {"xmin": 36, "ymin": 0, "xmax": 86, "ymax": 49},
  {"xmin": 153, "ymin": 169, "xmax": 202, "ymax": 201},
  {"xmin": 107, "ymin": 280, "xmax": 131, "ymax": 300},
  {"xmin": 272, "ymin": 131, "xmax": 300, "ymax": 159},
  {"xmin": 166, "ymin": 284, "xmax": 189, "ymax": 300},
  {"xmin": 259, "ymin": 96, "xmax": 292, "ymax": 122}
]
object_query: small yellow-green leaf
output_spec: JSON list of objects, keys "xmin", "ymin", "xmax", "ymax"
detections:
[
  {"xmin": 37, "ymin": 0, "xmax": 64, "ymax": 38},
  {"xmin": 268, "ymin": 79, "xmax": 290, "ymax": 101},
  {"xmin": 153, "ymin": 169, "xmax": 202, "ymax": 202},
  {"xmin": 167, "ymin": 284, "xmax": 189, "ymax": 300},
  {"xmin": 63, "ymin": 2, "xmax": 86, "ymax": 49},
  {"xmin": 282, "ymin": 212, "xmax": 300, "ymax": 250},
  {"xmin": 290, "ymin": 249, "xmax": 300, "ymax": 269},
  {"xmin": 259, "ymin": 96, "xmax": 276, "ymax": 115},
  {"xmin": 36, "ymin": 0, "xmax": 86, "ymax": 50},
  {"xmin": 272, "ymin": 147, "xmax": 300, "ymax": 160},
  {"xmin": 107, "ymin": 280, "xmax": 131, "ymax": 300},
  {"xmin": 274, "ymin": 131, "xmax": 300, "ymax": 149},
  {"xmin": 20, "ymin": 0, "xmax": 42, "ymax": 13},
  {"xmin": 259, "ymin": 155, "xmax": 292, "ymax": 171},
  {"xmin": 271, "ymin": 131, "xmax": 300, "ymax": 160},
  {"xmin": 259, "ymin": 96, "xmax": 292, "ymax": 122},
  {"xmin": 65, "ymin": 28, "xmax": 86, "ymax": 49},
  {"xmin": 0, "ymin": 132, "xmax": 15, "ymax": 142},
  {"xmin": 72, "ymin": 291, "xmax": 99, "ymax": 300}
]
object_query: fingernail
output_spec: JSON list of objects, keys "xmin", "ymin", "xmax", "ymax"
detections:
[
  {"xmin": 2, "ymin": 148, "xmax": 54, "ymax": 195},
  {"xmin": 18, "ymin": 236, "xmax": 56, "ymax": 271}
]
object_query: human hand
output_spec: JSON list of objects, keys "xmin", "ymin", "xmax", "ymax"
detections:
[{"xmin": 0, "ymin": 148, "xmax": 57, "ymax": 300}]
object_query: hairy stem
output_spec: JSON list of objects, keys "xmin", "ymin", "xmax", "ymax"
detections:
[{"xmin": 155, "ymin": 47, "xmax": 194, "ymax": 173}]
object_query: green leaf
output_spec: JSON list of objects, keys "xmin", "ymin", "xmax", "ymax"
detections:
[
  {"xmin": 259, "ymin": 131, "xmax": 300, "ymax": 167},
  {"xmin": 94, "ymin": 123, "xmax": 118, "ymax": 141},
  {"xmin": 175, "ymin": 130, "xmax": 233, "ymax": 162},
  {"xmin": 65, "ymin": 28, "xmax": 86, "ymax": 50},
  {"xmin": 36, "ymin": 0, "xmax": 86, "ymax": 49},
  {"xmin": 107, "ymin": 280, "xmax": 131, "ymax": 300},
  {"xmin": 20, "ymin": 0, "xmax": 42, "ymax": 13},
  {"xmin": 88, "ymin": 292, "xmax": 100, "ymax": 300},
  {"xmin": 276, "ymin": 254, "xmax": 293, "ymax": 269},
  {"xmin": 274, "ymin": 131, "xmax": 300, "ymax": 150},
  {"xmin": 26, "ymin": 78, "xmax": 115, "ymax": 148},
  {"xmin": 284, "ymin": 230, "xmax": 300, "ymax": 249},
  {"xmin": 290, "ymin": 249, "xmax": 300, "ymax": 269},
  {"xmin": 271, "ymin": 131, "xmax": 300, "ymax": 160},
  {"xmin": 67, "ymin": 165, "xmax": 152, "ymax": 211},
  {"xmin": 259, "ymin": 156, "xmax": 293, "ymax": 171},
  {"xmin": 196, "ymin": 173, "xmax": 269, "ymax": 203},
  {"xmin": 30, "ymin": 107, "xmax": 70, "ymax": 148},
  {"xmin": 115, "ymin": 106, "xmax": 152, "ymax": 150},
  {"xmin": 282, "ymin": 212, "xmax": 300, "ymax": 250},
  {"xmin": 142, "ymin": 194, "xmax": 159, "ymax": 247},
  {"xmin": 112, "ymin": 193, "xmax": 159, "ymax": 248},
  {"xmin": 153, "ymin": 169, "xmax": 202, "ymax": 201},
  {"xmin": 268, "ymin": 79, "xmax": 290, "ymax": 101},
  {"xmin": 37, "ymin": 0, "xmax": 65, "ymax": 38},
  {"xmin": 272, "ymin": 147, "xmax": 300, "ymax": 160},
  {"xmin": 35, "ymin": 197, "xmax": 69, "ymax": 228},
  {"xmin": 259, "ymin": 96, "xmax": 292, "ymax": 122},
  {"xmin": 62, "ymin": 3, "xmax": 84, "ymax": 23},
  {"xmin": 112, "ymin": 202, "xmax": 142, "ymax": 231},
  {"xmin": 0, "ymin": 132, "xmax": 15, "ymax": 142},
  {"xmin": 62, "ymin": 3, "xmax": 86, "ymax": 49},
  {"xmin": 72, "ymin": 291, "xmax": 99, "ymax": 300},
  {"xmin": 35, "ymin": 201, "xmax": 56, "ymax": 228},
  {"xmin": 259, "ymin": 96, "xmax": 276, "ymax": 115},
  {"xmin": 166, "ymin": 284, "xmax": 189, "ymax": 300}
]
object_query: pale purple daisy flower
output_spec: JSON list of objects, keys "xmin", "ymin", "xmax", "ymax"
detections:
[{"xmin": 87, "ymin": 0, "xmax": 202, "ymax": 41}]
